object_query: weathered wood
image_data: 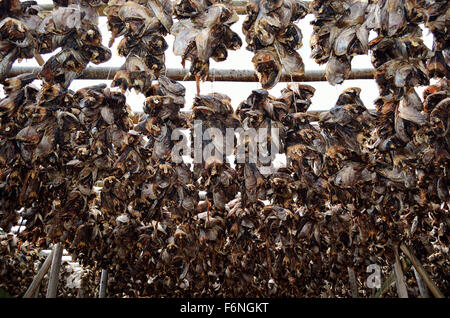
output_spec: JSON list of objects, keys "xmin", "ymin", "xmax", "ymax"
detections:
[
  {"xmin": 347, "ymin": 267, "xmax": 359, "ymax": 298},
  {"xmin": 32, "ymin": 261, "xmax": 43, "ymax": 298},
  {"xmin": 413, "ymin": 267, "xmax": 430, "ymax": 298},
  {"xmin": 33, "ymin": 283, "xmax": 41, "ymax": 298},
  {"xmin": 394, "ymin": 246, "xmax": 409, "ymax": 298},
  {"xmin": 9, "ymin": 66, "xmax": 376, "ymax": 82},
  {"xmin": 33, "ymin": 53, "xmax": 44, "ymax": 66},
  {"xmin": 400, "ymin": 242, "xmax": 444, "ymax": 298},
  {"xmin": 77, "ymin": 274, "xmax": 86, "ymax": 298},
  {"xmin": 99, "ymin": 269, "xmax": 108, "ymax": 298},
  {"xmin": 23, "ymin": 250, "xmax": 53, "ymax": 298},
  {"xmin": 46, "ymin": 243, "xmax": 63, "ymax": 298}
]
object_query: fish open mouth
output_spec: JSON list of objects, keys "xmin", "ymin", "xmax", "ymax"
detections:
[{"xmin": 253, "ymin": 52, "xmax": 281, "ymax": 89}]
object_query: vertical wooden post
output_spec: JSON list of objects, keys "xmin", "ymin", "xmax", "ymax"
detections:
[
  {"xmin": 33, "ymin": 256, "xmax": 44, "ymax": 297},
  {"xmin": 77, "ymin": 274, "xmax": 86, "ymax": 298},
  {"xmin": 46, "ymin": 243, "xmax": 63, "ymax": 298},
  {"xmin": 394, "ymin": 246, "xmax": 408, "ymax": 298},
  {"xmin": 23, "ymin": 250, "xmax": 53, "ymax": 298},
  {"xmin": 413, "ymin": 267, "xmax": 430, "ymax": 298},
  {"xmin": 347, "ymin": 267, "xmax": 359, "ymax": 298},
  {"xmin": 99, "ymin": 269, "xmax": 108, "ymax": 298}
]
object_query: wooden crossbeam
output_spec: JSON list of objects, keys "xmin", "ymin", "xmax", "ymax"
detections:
[{"xmin": 9, "ymin": 66, "xmax": 375, "ymax": 82}]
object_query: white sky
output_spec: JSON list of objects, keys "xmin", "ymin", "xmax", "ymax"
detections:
[{"xmin": 2, "ymin": 1, "xmax": 436, "ymax": 112}]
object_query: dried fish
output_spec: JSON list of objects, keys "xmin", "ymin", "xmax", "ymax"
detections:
[
  {"xmin": 243, "ymin": 0, "xmax": 308, "ymax": 89},
  {"xmin": 0, "ymin": 0, "xmax": 449, "ymax": 299},
  {"xmin": 0, "ymin": 1, "xmax": 40, "ymax": 80},
  {"xmin": 172, "ymin": 0, "xmax": 241, "ymax": 92},
  {"xmin": 420, "ymin": 0, "xmax": 450, "ymax": 78},
  {"xmin": 310, "ymin": 0, "xmax": 369, "ymax": 85},
  {"xmin": 107, "ymin": 0, "xmax": 173, "ymax": 95}
]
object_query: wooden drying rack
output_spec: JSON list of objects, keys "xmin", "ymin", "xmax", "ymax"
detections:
[{"xmin": 8, "ymin": 1, "xmax": 444, "ymax": 299}]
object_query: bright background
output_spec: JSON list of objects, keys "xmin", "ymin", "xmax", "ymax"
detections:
[{"xmin": 1, "ymin": 1, "xmax": 436, "ymax": 112}]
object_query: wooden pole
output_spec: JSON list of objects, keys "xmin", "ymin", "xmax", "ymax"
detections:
[
  {"xmin": 394, "ymin": 246, "xmax": 409, "ymax": 298},
  {"xmin": 32, "ymin": 261, "xmax": 43, "ymax": 298},
  {"xmin": 77, "ymin": 270, "xmax": 87, "ymax": 298},
  {"xmin": 33, "ymin": 284, "xmax": 41, "ymax": 298},
  {"xmin": 400, "ymin": 242, "xmax": 444, "ymax": 298},
  {"xmin": 33, "ymin": 53, "xmax": 45, "ymax": 66},
  {"xmin": 46, "ymin": 243, "xmax": 63, "ymax": 298},
  {"xmin": 23, "ymin": 250, "xmax": 53, "ymax": 298},
  {"xmin": 413, "ymin": 267, "xmax": 430, "ymax": 298},
  {"xmin": 99, "ymin": 269, "xmax": 108, "ymax": 298},
  {"xmin": 8, "ymin": 66, "xmax": 376, "ymax": 82},
  {"xmin": 347, "ymin": 267, "xmax": 359, "ymax": 298}
]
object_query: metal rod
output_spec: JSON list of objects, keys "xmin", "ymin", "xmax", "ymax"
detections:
[
  {"xmin": 39, "ymin": 1, "xmax": 312, "ymax": 16},
  {"xmin": 400, "ymin": 242, "xmax": 444, "ymax": 298},
  {"xmin": 394, "ymin": 246, "xmax": 409, "ymax": 298},
  {"xmin": 23, "ymin": 250, "xmax": 54, "ymax": 298},
  {"xmin": 45, "ymin": 243, "xmax": 63, "ymax": 298},
  {"xmin": 9, "ymin": 66, "xmax": 375, "ymax": 82},
  {"xmin": 99, "ymin": 269, "xmax": 108, "ymax": 298}
]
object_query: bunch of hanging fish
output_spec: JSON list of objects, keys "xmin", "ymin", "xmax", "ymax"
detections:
[
  {"xmin": 172, "ymin": 0, "xmax": 242, "ymax": 92},
  {"xmin": 242, "ymin": 0, "xmax": 309, "ymax": 89},
  {"xmin": 309, "ymin": 0, "xmax": 370, "ymax": 85},
  {"xmin": 0, "ymin": 0, "xmax": 111, "ymax": 87},
  {"xmin": 0, "ymin": 0, "xmax": 40, "ymax": 81},
  {"xmin": 106, "ymin": 0, "xmax": 173, "ymax": 95}
]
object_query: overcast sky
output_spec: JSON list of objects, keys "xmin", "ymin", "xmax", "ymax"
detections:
[{"xmin": 2, "ymin": 1, "xmax": 436, "ymax": 113}]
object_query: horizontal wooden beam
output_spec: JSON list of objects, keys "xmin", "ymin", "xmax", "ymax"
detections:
[{"xmin": 9, "ymin": 66, "xmax": 375, "ymax": 82}]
